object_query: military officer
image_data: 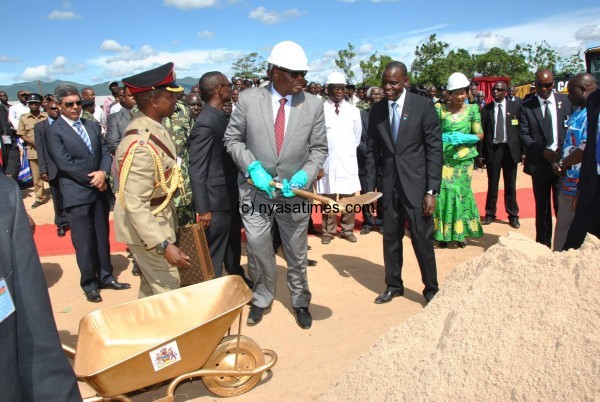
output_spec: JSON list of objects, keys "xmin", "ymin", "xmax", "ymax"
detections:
[
  {"xmin": 113, "ymin": 62, "xmax": 191, "ymax": 297},
  {"xmin": 162, "ymin": 99, "xmax": 195, "ymax": 227},
  {"xmin": 17, "ymin": 93, "xmax": 48, "ymax": 207}
]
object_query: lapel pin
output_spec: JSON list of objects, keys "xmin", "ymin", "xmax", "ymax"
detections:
[{"xmin": 558, "ymin": 101, "xmax": 562, "ymax": 109}]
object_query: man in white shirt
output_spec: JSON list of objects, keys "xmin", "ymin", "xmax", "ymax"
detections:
[
  {"xmin": 317, "ymin": 72, "xmax": 362, "ymax": 244},
  {"xmin": 8, "ymin": 90, "xmax": 30, "ymax": 129}
]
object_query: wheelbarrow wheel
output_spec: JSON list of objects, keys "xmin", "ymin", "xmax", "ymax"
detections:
[{"xmin": 202, "ymin": 335, "xmax": 265, "ymax": 397}]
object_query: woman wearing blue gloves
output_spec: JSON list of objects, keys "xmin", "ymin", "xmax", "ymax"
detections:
[{"xmin": 433, "ymin": 72, "xmax": 484, "ymax": 248}]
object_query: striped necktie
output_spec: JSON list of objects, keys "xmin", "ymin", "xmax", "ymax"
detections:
[{"xmin": 73, "ymin": 121, "xmax": 92, "ymax": 152}]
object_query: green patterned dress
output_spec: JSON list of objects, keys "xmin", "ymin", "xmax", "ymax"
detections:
[{"xmin": 433, "ymin": 103, "xmax": 483, "ymax": 242}]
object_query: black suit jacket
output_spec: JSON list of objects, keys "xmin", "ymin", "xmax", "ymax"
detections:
[
  {"xmin": 34, "ymin": 119, "xmax": 55, "ymax": 178},
  {"xmin": 357, "ymin": 108, "xmax": 370, "ymax": 175},
  {"xmin": 518, "ymin": 93, "xmax": 571, "ymax": 178},
  {"xmin": 365, "ymin": 92, "xmax": 443, "ymax": 209},
  {"xmin": 0, "ymin": 174, "xmax": 81, "ymax": 401},
  {"xmin": 481, "ymin": 99, "xmax": 522, "ymax": 164},
  {"xmin": 45, "ymin": 117, "xmax": 111, "ymax": 209},
  {"xmin": 189, "ymin": 104, "xmax": 239, "ymax": 213},
  {"xmin": 577, "ymin": 89, "xmax": 600, "ymax": 210},
  {"xmin": 106, "ymin": 107, "xmax": 132, "ymax": 155}
]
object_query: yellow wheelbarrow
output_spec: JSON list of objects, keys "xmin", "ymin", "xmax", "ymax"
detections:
[{"xmin": 62, "ymin": 276, "xmax": 277, "ymax": 401}]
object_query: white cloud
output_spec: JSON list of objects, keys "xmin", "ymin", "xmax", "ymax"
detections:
[
  {"xmin": 357, "ymin": 43, "xmax": 374, "ymax": 55},
  {"xmin": 100, "ymin": 39, "xmax": 131, "ymax": 52},
  {"xmin": 163, "ymin": 0, "xmax": 218, "ymax": 10},
  {"xmin": 0, "ymin": 56, "xmax": 19, "ymax": 63},
  {"xmin": 106, "ymin": 45, "xmax": 156, "ymax": 63},
  {"xmin": 248, "ymin": 6, "xmax": 306, "ymax": 25},
  {"xmin": 197, "ymin": 30, "xmax": 215, "ymax": 39},
  {"xmin": 19, "ymin": 56, "xmax": 85, "ymax": 81},
  {"xmin": 575, "ymin": 24, "xmax": 600, "ymax": 42},
  {"xmin": 474, "ymin": 31, "xmax": 510, "ymax": 51},
  {"xmin": 47, "ymin": 10, "xmax": 80, "ymax": 20}
]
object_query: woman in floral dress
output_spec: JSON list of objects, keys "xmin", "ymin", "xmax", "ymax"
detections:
[{"xmin": 433, "ymin": 72, "xmax": 483, "ymax": 248}]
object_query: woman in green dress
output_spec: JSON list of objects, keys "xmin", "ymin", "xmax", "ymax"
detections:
[{"xmin": 433, "ymin": 72, "xmax": 483, "ymax": 248}]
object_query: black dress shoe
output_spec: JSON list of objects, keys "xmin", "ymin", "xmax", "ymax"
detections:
[
  {"xmin": 438, "ymin": 241, "xmax": 448, "ymax": 249},
  {"xmin": 424, "ymin": 292, "xmax": 437, "ymax": 304},
  {"xmin": 57, "ymin": 227, "xmax": 67, "ymax": 237},
  {"xmin": 85, "ymin": 289, "xmax": 102, "ymax": 303},
  {"xmin": 457, "ymin": 241, "xmax": 467, "ymax": 248},
  {"xmin": 482, "ymin": 216, "xmax": 494, "ymax": 225},
  {"xmin": 99, "ymin": 280, "xmax": 131, "ymax": 290},
  {"xmin": 509, "ymin": 217, "xmax": 520, "ymax": 229},
  {"xmin": 294, "ymin": 307, "xmax": 312, "ymax": 329},
  {"xmin": 308, "ymin": 259, "xmax": 317, "ymax": 266},
  {"xmin": 131, "ymin": 263, "xmax": 141, "ymax": 276},
  {"xmin": 360, "ymin": 226, "xmax": 372, "ymax": 235},
  {"xmin": 374, "ymin": 287, "xmax": 404, "ymax": 304},
  {"xmin": 247, "ymin": 305, "xmax": 266, "ymax": 325},
  {"xmin": 31, "ymin": 201, "xmax": 44, "ymax": 209}
]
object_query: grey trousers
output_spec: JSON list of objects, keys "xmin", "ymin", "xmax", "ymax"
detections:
[
  {"xmin": 241, "ymin": 195, "xmax": 311, "ymax": 309},
  {"xmin": 321, "ymin": 193, "xmax": 356, "ymax": 237},
  {"xmin": 553, "ymin": 192, "xmax": 576, "ymax": 251}
]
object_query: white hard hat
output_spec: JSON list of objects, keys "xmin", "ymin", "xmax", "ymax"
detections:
[
  {"xmin": 447, "ymin": 72, "xmax": 470, "ymax": 91},
  {"xmin": 267, "ymin": 40, "xmax": 309, "ymax": 71},
  {"xmin": 326, "ymin": 71, "xmax": 346, "ymax": 85}
]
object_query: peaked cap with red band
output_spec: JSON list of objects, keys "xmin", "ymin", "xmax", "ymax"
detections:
[{"xmin": 122, "ymin": 62, "xmax": 183, "ymax": 94}]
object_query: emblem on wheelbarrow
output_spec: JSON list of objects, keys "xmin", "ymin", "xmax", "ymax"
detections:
[{"xmin": 149, "ymin": 340, "xmax": 181, "ymax": 371}]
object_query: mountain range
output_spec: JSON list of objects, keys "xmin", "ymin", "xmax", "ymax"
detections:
[{"xmin": 0, "ymin": 77, "xmax": 199, "ymax": 99}]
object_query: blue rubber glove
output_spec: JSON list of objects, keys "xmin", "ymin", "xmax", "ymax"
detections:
[
  {"xmin": 247, "ymin": 161, "xmax": 275, "ymax": 198},
  {"xmin": 281, "ymin": 179, "xmax": 295, "ymax": 198},
  {"xmin": 289, "ymin": 170, "xmax": 308, "ymax": 189},
  {"xmin": 442, "ymin": 133, "xmax": 452, "ymax": 143},
  {"xmin": 450, "ymin": 132, "xmax": 479, "ymax": 145}
]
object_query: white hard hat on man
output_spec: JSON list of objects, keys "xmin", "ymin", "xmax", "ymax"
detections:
[{"xmin": 267, "ymin": 40, "xmax": 310, "ymax": 71}]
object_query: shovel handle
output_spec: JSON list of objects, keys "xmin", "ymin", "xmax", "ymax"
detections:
[{"xmin": 268, "ymin": 181, "xmax": 337, "ymax": 206}]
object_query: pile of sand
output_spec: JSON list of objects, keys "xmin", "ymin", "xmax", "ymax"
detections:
[{"xmin": 321, "ymin": 233, "xmax": 600, "ymax": 401}]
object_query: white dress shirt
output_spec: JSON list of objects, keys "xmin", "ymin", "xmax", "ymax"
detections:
[
  {"xmin": 270, "ymin": 86, "xmax": 292, "ymax": 136},
  {"xmin": 494, "ymin": 99, "xmax": 507, "ymax": 144},
  {"xmin": 388, "ymin": 90, "xmax": 407, "ymax": 126},
  {"xmin": 8, "ymin": 103, "xmax": 29, "ymax": 129},
  {"xmin": 537, "ymin": 93, "xmax": 559, "ymax": 151}
]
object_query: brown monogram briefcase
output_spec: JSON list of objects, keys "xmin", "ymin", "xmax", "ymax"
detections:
[{"xmin": 176, "ymin": 223, "xmax": 215, "ymax": 287}]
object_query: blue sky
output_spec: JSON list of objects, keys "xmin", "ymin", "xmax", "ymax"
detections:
[{"xmin": 1, "ymin": 0, "xmax": 600, "ymax": 86}]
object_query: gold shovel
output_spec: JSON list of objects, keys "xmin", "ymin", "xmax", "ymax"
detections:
[{"xmin": 248, "ymin": 179, "xmax": 382, "ymax": 214}]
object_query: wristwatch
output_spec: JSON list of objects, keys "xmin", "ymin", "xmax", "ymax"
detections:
[
  {"xmin": 155, "ymin": 240, "xmax": 170, "ymax": 255},
  {"xmin": 426, "ymin": 189, "xmax": 438, "ymax": 197}
]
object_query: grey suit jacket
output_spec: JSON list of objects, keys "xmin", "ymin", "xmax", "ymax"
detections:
[
  {"xmin": 224, "ymin": 84, "xmax": 328, "ymax": 216},
  {"xmin": 106, "ymin": 107, "xmax": 132, "ymax": 155},
  {"xmin": 0, "ymin": 174, "xmax": 81, "ymax": 401}
]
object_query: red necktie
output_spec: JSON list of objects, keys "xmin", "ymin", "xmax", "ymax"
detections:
[
  {"xmin": 274, "ymin": 98, "xmax": 287, "ymax": 155},
  {"xmin": 334, "ymin": 102, "xmax": 339, "ymax": 115}
]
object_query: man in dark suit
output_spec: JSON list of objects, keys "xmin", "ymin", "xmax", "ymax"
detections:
[
  {"xmin": 35, "ymin": 100, "xmax": 69, "ymax": 236},
  {"xmin": 106, "ymin": 86, "xmax": 136, "ymax": 155},
  {"xmin": 518, "ymin": 69, "xmax": 571, "ymax": 248},
  {"xmin": 366, "ymin": 61, "xmax": 443, "ymax": 304},
  {"xmin": 0, "ymin": 104, "xmax": 19, "ymax": 178},
  {"xmin": 564, "ymin": 88, "xmax": 600, "ymax": 249},
  {"xmin": 481, "ymin": 80, "xmax": 523, "ymax": 228},
  {"xmin": 189, "ymin": 71, "xmax": 241, "ymax": 277},
  {"xmin": 0, "ymin": 174, "xmax": 81, "ymax": 401},
  {"xmin": 46, "ymin": 84, "xmax": 130, "ymax": 303}
]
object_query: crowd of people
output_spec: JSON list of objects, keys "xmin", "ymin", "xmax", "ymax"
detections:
[{"xmin": 2, "ymin": 37, "xmax": 600, "ymax": 400}]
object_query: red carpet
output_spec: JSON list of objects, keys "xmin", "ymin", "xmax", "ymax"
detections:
[{"xmin": 34, "ymin": 189, "xmax": 536, "ymax": 257}]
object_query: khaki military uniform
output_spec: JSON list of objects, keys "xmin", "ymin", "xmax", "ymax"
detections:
[
  {"xmin": 113, "ymin": 110, "xmax": 183, "ymax": 297},
  {"xmin": 162, "ymin": 100, "xmax": 194, "ymax": 226},
  {"xmin": 17, "ymin": 111, "xmax": 48, "ymax": 202}
]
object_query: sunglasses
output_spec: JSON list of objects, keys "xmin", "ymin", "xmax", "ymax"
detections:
[
  {"xmin": 63, "ymin": 100, "xmax": 83, "ymax": 108},
  {"xmin": 188, "ymin": 102, "xmax": 202, "ymax": 106},
  {"xmin": 535, "ymin": 82, "xmax": 553, "ymax": 89},
  {"xmin": 48, "ymin": 107, "xmax": 60, "ymax": 111},
  {"xmin": 492, "ymin": 88, "xmax": 506, "ymax": 92},
  {"xmin": 277, "ymin": 66, "xmax": 307, "ymax": 79}
]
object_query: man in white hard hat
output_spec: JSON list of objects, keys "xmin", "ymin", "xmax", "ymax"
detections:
[
  {"xmin": 317, "ymin": 71, "xmax": 362, "ymax": 244},
  {"xmin": 225, "ymin": 40, "xmax": 327, "ymax": 329}
]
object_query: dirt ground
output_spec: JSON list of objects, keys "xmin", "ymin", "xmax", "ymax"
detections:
[{"xmin": 29, "ymin": 168, "xmax": 536, "ymax": 401}]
